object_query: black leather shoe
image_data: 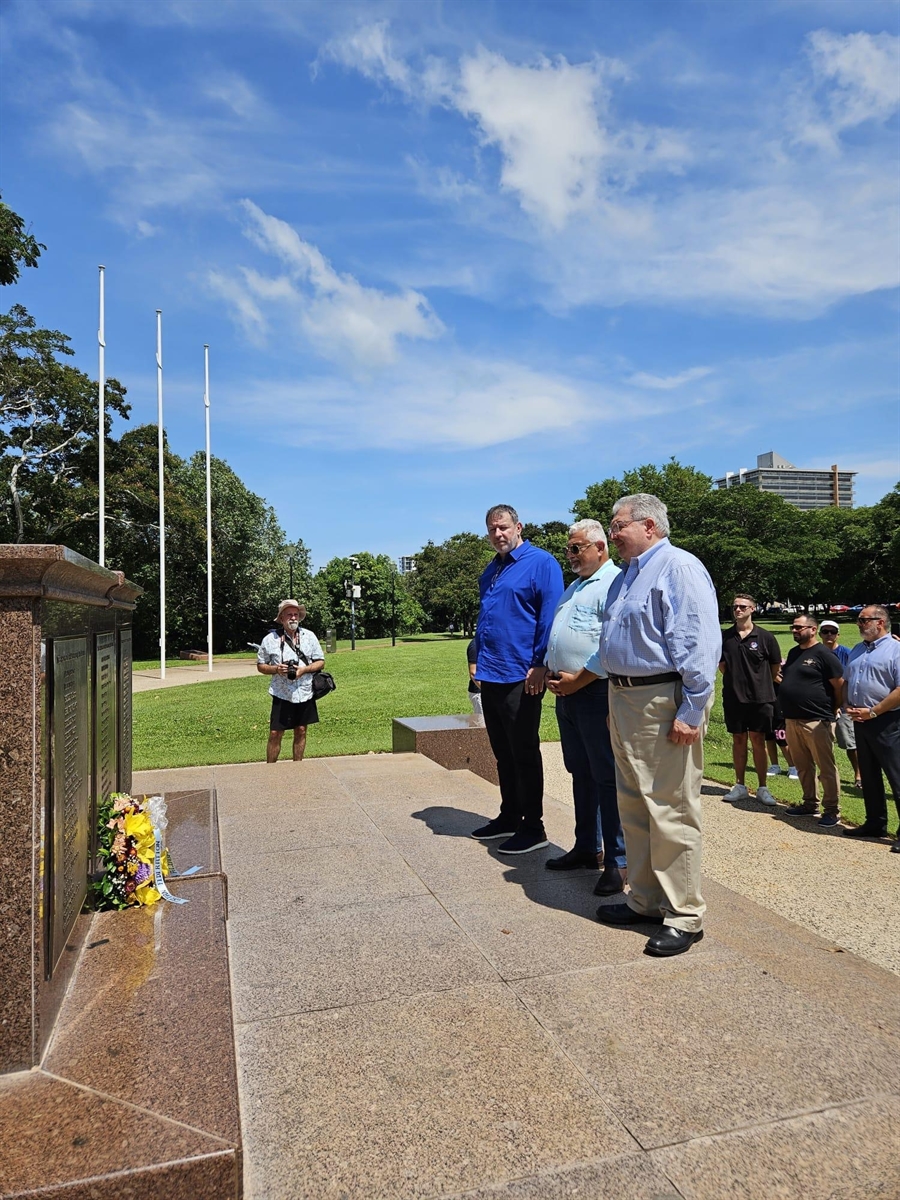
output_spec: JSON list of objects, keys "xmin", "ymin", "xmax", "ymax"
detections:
[
  {"xmin": 644, "ymin": 927, "xmax": 704, "ymax": 957},
  {"xmin": 545, "ymin": 849, "xmax": 598, "ymax": 871},
  {"xmin": 596, "ymin": 902, "xmax": 663, "ymax": 925},
  {"xmin": 843, "ymin": 824, "xmax": 888, "ymax": 838},
  {"xmin": 593, "ymin": 865, "xmax": 625, "ymax": 895},
  {"xmin": 890, "ymin": 839, "xmax": 900, "ymax": 854}
]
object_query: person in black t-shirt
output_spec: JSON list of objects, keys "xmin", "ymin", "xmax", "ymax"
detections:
[
  {"xmin": 719, "ymin": 594, "xmax": 782, "ymax": 807},
  {"xmin": 778, "ymin": 614, "xmax": 844, "ymax": 825}
]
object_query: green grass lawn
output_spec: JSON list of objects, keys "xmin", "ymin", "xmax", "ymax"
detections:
[{"xmin": 133, "ymin": 620, "xmax": 869, "ymax": 824}]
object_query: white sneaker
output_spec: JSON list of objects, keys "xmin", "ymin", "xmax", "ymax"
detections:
[
  {"xmin": 755, "ymin": 786, "xmax": 777, "ymax": 807},
  {"xmin": 722, "ymin": 784, "xmax": 750, "ymax": 803},
  {"xmin": 766, "ymin": 765, "xmax": 782, "ymax": 776},
  {"xmin": 787, "ymin": 767, "xmax": 800, "ymax": 780}
]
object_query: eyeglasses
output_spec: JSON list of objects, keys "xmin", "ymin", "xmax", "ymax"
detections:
[
  {"xmin": 732, "ymin": 604, "xmax": 752, "ymax": 611},
  {"xmin": 566, "ymin": 543, "xmax": 594, "ymax": 556},
  {"xmin": 609, "ymin": 518, "xmax": 641, "ymax": 536},
  {"xmin": 857, "ymin": 616, "xmax": 881, "ymax": 625},
  {"xmin": 789, "ymin": 625, "xmax": 812, "ymax": 632}
]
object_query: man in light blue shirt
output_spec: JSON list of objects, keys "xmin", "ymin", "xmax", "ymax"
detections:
[
  {"xmin": 594, "ymin": 493, "xmax": 721, "ymax": 958},
  {"xmin": 545, "ymin": 520, "xmax": 626, "ymax": 894},
  {"xmin": 842, "ymin": 605, "xmax": 900, "ymax": 849}
]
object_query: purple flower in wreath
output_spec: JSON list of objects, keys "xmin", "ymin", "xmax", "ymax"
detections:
[{"xmin": 134, "ymin": 862, "xmax": 151, "ymax": 886}]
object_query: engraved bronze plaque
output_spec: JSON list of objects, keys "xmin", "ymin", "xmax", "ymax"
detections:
[
  {"xmin": 50, "ymin": 637, "xmax": 90, "ymax": 973},
  {"xmin": 118, "ymin": 626, "xmax": 132, "ymax": 794},
  {"xmin": 95, "ymin": 632, "xmax": 117, "ymax": 810}
]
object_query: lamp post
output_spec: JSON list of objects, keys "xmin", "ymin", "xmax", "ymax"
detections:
[
  {"xmin": 347, "ymin": 557, "xmax": 360, "ymax": 650},
  {"xmin": 288, "ymin": 555, "xmax": 294, "ymax": 598},
  {"xmin": 391, "ymin": 569, "xmax": 397, "ymax": 647}
]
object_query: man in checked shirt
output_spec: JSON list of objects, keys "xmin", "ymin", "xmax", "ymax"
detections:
[{"xmin": 594, "ymin": 494, "xmax": 721, "ymax": 957}]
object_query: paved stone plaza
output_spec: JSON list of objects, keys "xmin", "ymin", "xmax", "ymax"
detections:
[{"xmin": 133, "ymin": 753, "xmax": 900, "ymax": 1200}]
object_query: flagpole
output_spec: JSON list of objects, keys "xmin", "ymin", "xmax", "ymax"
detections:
[
  {"xmin": 156, "ymin": 310, "xmax": 166, "ymax": 680},
  {"xmin": 98, "ymin": 266, "xmax": 106, "ymax": 566},
  {"xmin": 204, "ymin": 344, "xmax": 213, "ymax": 673}
]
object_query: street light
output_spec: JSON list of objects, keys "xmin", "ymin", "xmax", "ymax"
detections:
[
  {"xmin": 391, "ymin": 568, "xmax": 397, "ymax": 647},
  {"xmin": 345, "ymin": 557, "xmax": 361, "ymax": 650}
]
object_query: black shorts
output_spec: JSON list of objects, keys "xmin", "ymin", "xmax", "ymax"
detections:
[
  {"xmin": 270, "ymin": 696, "xmax": 319, "ymax": 731},
  {"xmin": 723, "ymin": 697, "xmax": 774, "ymax": 736}
]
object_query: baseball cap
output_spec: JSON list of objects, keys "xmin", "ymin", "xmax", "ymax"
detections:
[{"xmin": 819, "ymin": 620, "xmax": 840, "ymax": 632}]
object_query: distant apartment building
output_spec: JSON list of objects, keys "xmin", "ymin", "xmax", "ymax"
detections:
[
  {"xmin": 713, "ymin": 451, "xmax": 855, "ymax": 510},
  {"xmin": 398, "ymin": 556, "xmax": 417, "ymax": 575}
]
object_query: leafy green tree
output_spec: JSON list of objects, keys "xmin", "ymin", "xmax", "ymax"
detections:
[
  {"xmin": 315, "ymin": 553, "xmax": 422, "ymax": 639},
  {"xmin": 0, "ymin": 304, "xmax": 129, "ymax": 543},
  {"xmin": 407, "ymin": 532, "xmax": 494, "ymax": 634},
  {"xmin": 0, "ymin": 196, "xmax": 44, "ymax": 287},
  {"xmin": 573, "ymin": 458, "xmax": 713, "ymax": 535}
]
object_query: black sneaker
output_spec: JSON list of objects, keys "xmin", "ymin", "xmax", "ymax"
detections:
[
  {"xmin": 843, "ymin": 824, "xmax": 888, "ymax": 838},
  {"xmin": 497, "ymin": 830, "xmax": 549, "ymax": 854},
  {"xmin": 780, "ymin": 805, "xmax": 819, "ymax": 817},
  {"xmin": 471, "ymin": 818, "xmax": 516, "ymax": 840}
]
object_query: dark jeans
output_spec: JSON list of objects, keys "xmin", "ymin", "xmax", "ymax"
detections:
[
  {"xmin": 481, "ymin": 680, "xmax": 545, "ymax": 837},
  {"xmin": 856, "ymin": 711, "xmax": 900, "ymax": 833},
  {"xmin": 555, "ymin": 679, "xmax": 626, "ymax": 868}
]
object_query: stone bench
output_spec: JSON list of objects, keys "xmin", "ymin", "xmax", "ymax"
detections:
[{"xmin": 392, "ymin": 714, "xmax": 499, "ymax": 786}]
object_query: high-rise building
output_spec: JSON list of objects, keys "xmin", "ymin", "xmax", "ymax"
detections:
[
  {"xmin": 398, "ymin": 556, "xmax": 417, "ymax": 575},
  {"xmin": 713, "ymin": 452, "xmax": 855, "ymax": 510}
]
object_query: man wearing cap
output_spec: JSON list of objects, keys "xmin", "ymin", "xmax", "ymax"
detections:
[
  {"xmin": 843, "ymin": 605, "xmax": 900, "ymax": 851},
  {"xmin": 594, "ymin": 493, "xmax": 721, "ymax": 958},
  {"xmin": 257, "ymin": 601, "xmax": 325, "ymax": 762},
  {"xmin": 819, "ymin": 620, "xmax": 862, "ymax": 788},
  {"xmin": 719, "ymin": 594, "xmax": 781, "ymax": 808}
]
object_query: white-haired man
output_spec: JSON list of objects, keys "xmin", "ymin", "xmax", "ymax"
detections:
[
  {"xmin": 257, "ymin": 600, "xmax": 325, "ymax": 763},
  {"xmin": 595, "ymin": 494, "xmax": 721, "ymax": 957},
  {"xmin": 545, "ymin": 520, "xmax": 627, "ymax": 894},
  {"xmin": 843, "ymin": 605, "xmax": 900, "ymax": 850}
]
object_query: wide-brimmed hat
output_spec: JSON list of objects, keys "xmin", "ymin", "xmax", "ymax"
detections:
[
  {"xmin": 275, "ymin": 599, "xmax": 305, "ymax": 622},
  {"xmin": 819, "ymin": 619, "xmax": 840, "ymax": 632}
]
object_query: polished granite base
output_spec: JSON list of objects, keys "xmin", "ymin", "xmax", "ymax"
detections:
[
  {"xmin": 0, "ymin": 795, "xmax": 241, "ymax": 1200},
  {"xmin": 129, "ymin": 755, "xmax": 899, "ymax": 1200},
  {"xmin": 392, "ymin": 714, "xmax": 500, "ymax": 784}
]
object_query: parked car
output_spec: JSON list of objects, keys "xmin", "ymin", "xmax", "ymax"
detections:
[{"xmin": 829, "ymin": 605, "xmax": 850, "ymax": 614}]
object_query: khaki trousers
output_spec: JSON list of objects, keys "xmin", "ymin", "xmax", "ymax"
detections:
[
  {"xmin": 784, "ymin": 719, "xmax": 840, "ymax": 815},
  {"xmin": 608, "ymin": 681, "xmax": 710, "ymax": 933}
]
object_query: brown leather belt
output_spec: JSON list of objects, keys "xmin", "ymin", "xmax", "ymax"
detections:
[{"xmin": 608, "ymin": 672, "xmax": 680, "ymax": 688}]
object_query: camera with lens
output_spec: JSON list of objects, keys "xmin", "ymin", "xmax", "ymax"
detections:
[{"xmin": 286, "ymin": 662, "xmax": 298, "ymax": 682}]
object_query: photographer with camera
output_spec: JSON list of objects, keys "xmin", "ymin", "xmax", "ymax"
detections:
[{"xmin": 257, "ymin": 600, "xmax": 325, "ymax": 763}]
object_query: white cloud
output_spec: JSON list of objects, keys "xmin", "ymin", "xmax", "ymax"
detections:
[
  {"xmin": 215, "ymin": 354, "xmax": 600, "ymax": 451},
  {"xmin": 207, "ymin": 270, "xmax": 266, "ymax": 342},
  {"xmin": 213, "ymin": 200, "xmax": 445, "ymax": 367},
  {"xmin": 626, "ymin": 366, "xmax": 712, "ymax": 390},
  {"xmin": 320, "ymin": 20, "xmax": 413, "ymax": 93},
  {"xmin": 798, "ymin": 29, "xmax": 900, "ymax": 150}
]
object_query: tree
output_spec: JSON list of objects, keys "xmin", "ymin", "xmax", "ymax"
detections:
[
  {"xmin": 0, "ymin": 305, "xmax": 130, "ymax": 543},
  {"xmin": 315, "ymin": 552, "xmax": 423, "ymax": 639},
  {"xmin": 407, "ymin": 533, "xmax": 494, "ymax": 634},
  {"xmin": 521, "ymin": 519, "xmax": 570, "ymax": 574},
  {"xmin": 573, "ymin": 458, "xmax": 713, "ymax": 535},
  {"xmin": 0, "ymin": 196, "xmax": 44, "ymax": 287}
]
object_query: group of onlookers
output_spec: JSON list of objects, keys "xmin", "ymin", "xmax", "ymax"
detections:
[
  {"xmin": 467, "ymin": 497, "xmax": 900, "ymax": 961},
  {"xmin": 720, "ymin": 602, "xmax": 900, "ymax": 847}
]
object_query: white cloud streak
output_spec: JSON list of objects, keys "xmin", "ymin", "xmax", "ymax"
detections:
[{"xmin": 211, "ymin": 200, "xmax": 445, "ymax": 367}]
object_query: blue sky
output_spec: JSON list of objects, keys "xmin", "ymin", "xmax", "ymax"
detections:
[{"xmin": 1, "ymin": 0, "xmax": 898, "ymax": 569}]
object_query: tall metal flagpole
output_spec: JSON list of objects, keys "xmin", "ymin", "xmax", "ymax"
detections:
[
  {"xmin": 156, "ymin": 311, "xmax": 166, "ymax": 680},
  {"xmin": 204, "ymin": 344, "xmax": 213, "ymax": 673},
  {"xmin": 98, "ymin": 266, "xmax": 106, "ymax": 566}
]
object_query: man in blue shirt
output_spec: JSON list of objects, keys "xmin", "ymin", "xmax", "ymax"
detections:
[
  {"xmin": 471, "ymin": 504, "xmax": 564, "ymax": 854},
  {"xmin": 595, "ymin": 494, "xmax": 721, "ymax": 957},
  {"xmin": 545, "ymin": 519, "xmax": 627, "ymax": 895},
  {"xmin": 842, "ymin": 605, "xmax": 900, "ymax": 850}
]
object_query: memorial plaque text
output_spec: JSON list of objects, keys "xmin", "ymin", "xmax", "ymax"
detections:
[{"xmin": 51, "ymin": 637, "xmax": 90, "ymax": 973}]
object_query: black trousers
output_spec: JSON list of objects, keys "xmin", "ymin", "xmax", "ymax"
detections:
[
  {"xmin": 481, "ymin": 680, "xmax": 545, "ymax": 836},
  {"xmin": 856, "ymin": 711, "xmax": 900, "ymax": 834}
]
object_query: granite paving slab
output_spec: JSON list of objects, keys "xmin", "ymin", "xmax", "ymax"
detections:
[
  {"xmin": 512, "ymin": 955, "xmax": 898, "ymax": 1149},
  {"xmin": 439, "ymin": 1153, "xmax": 683, "ymax": 1199},
  {"xmin": 236, "ymin": 982, "xmax": 638, "ymax": 1200},
  {"xmin": 650, "ymin": 1094, "xmax": 900, "ymax": 1200},
  {"xmin": 0, "ymin": 1070, "xmax": 236, "ymax": 1198},
  {"xmin": 228, "ymin": 893, "xmax": 499, "ymax": 1023},
  {"xmin": 223, "ymin": 840, "xmax": 429, "ymax": 917},
  {"xmin": 218, "ymin": 803, "xmax": 382, "ymax": 857}
]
